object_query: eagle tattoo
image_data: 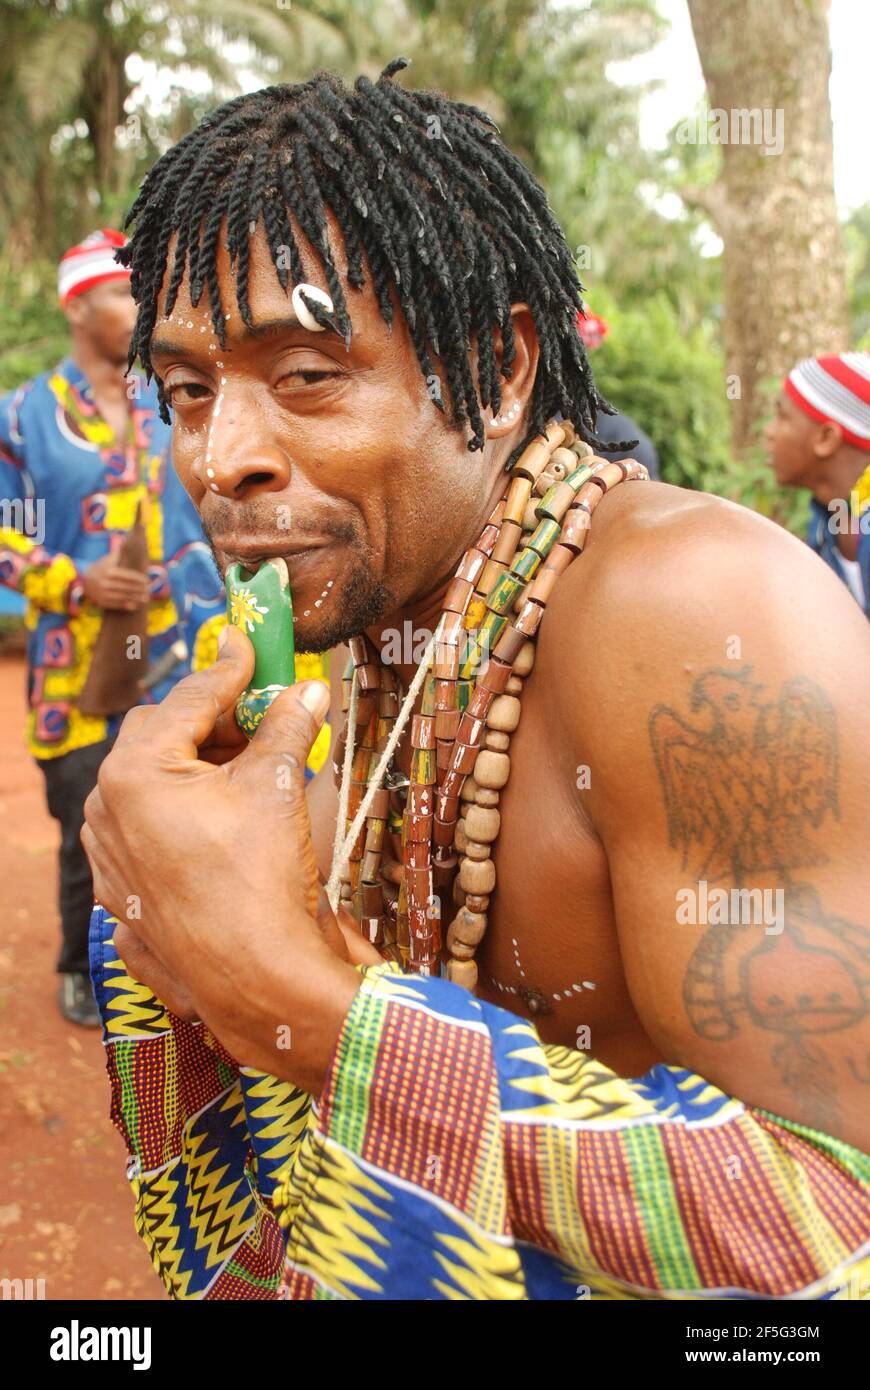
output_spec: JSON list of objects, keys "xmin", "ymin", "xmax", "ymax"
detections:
[{"xmin": 649, "ymin": 665, "xmax": 839, "ymax": 883}]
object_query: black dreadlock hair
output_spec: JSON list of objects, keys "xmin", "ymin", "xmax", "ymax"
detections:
[{"xmin": 119, "ymin": 56, "xmax": 632, "ymax": 467}]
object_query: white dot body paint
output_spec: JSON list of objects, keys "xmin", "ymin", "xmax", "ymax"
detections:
[
  {"xmin": 210, "ymin": 483, "xmax": 220, "ymax": 493},
  {"xmin": 291, "ymin": 282, "xmax": 334, "ymax": 331},
  {"xmin": 206, "ymin": 468, "xmax": 215, "ymax": 479}
]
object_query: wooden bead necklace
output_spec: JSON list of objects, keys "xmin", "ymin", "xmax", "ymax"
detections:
[{"xmin": 324, "ymin": 417, "xmax": 649, "ymax": 992}]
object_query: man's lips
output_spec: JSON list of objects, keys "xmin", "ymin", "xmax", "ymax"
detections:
[{"xmin": 220, "ymin": 541, "xmax": 331, "ymax": 569}]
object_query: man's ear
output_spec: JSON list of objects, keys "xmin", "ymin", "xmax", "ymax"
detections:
[
  {"xmin": 63, "ymin": 297, "xmax": 87, "ymax": 330},
  {"xmin": 485, "ymin": 302, "xmax": 539, "ymax": 437},
  {"xmin": 813, "ymin": 421, "xmax": 844, "ymax": 459}
]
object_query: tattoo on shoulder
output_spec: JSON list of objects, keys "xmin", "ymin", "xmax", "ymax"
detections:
[
  {"xmin": 649, "ymin": 664, "xmax": 839, "ymax": 882},
  {"xmin": 682, "ymin": 882, "xmax": 870, "ymax": 1130},
  {"xmin": 649, "ymin": 665, "xmax": 869, "ymax": 1134}
]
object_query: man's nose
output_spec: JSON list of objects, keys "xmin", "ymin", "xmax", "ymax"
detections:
[{"xmin": 202, "ymin": 400, "xmax": 291, "ymax": 500}]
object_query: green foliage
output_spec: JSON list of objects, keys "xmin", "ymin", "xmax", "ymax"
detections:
[
  {"xmin": 0, "ymin": 0, "xmax": 844, "ymax": 545},
  {"xmin": 590, "ymin": 288, "xmax": 731, "ymax": 488},
  {"xmin": 587, "ymin": 289, "xmax": 810, "ymax": 534},
  {"xmin": 0, "ymin": 258, "xmax": 68, "ymax": 393},
  {"xmin": 844, "ymin": 202, "xmax": 870, "ymax": 347}
]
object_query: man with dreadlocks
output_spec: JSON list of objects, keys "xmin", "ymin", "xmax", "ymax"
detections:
[{"xmin": 83, "ymin": 60, "xmax": 870, "ymax": 1301}]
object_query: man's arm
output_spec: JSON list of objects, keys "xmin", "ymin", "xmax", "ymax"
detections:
[
  {"xmin": 558, "ymin": 486, "xmax": 870, "ymax": 1152},
  {"xmin": 0, "ymin": 400, "xmax": 146, "ymax": 614},
  {"xmin": 82, "ymin": 608, "xmax": 870, "ymax": 1299}
]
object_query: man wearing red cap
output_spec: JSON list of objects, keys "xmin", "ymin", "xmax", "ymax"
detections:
[
  {"xmin": 766, "ymin": 352, "xmax": 870, "ymax": 614},
  {"xmin": 0, "ymin": 230, "xmax": 223, "ymax": 1024}
]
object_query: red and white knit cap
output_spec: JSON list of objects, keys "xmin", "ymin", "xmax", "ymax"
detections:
[
  {"xmin": 57, "ymin": 228, "xmax": 130, "ymax": 307},
  {"xmin": 784, "ymin": 352, "xmax": 870, "ymax": 452}
]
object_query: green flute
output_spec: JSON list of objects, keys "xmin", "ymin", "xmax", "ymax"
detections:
[{"xmin": 224, "ymin": 557, "xmax": 296, "ymax": 736}]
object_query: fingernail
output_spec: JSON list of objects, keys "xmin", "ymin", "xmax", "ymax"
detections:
[
  {"xmin": 217, "ymin": 625, "xmax": 230, "ymax": 654},
  {"xmin": 298, "ymin": 681, "xmax": 330, "ymax": 724}
]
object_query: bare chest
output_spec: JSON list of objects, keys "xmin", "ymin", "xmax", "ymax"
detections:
[{"xmin": 387, "ymin": 670, "xmax": 661, "ymax": 1072}]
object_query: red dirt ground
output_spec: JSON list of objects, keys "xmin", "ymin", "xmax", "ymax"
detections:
[{"xmin": 0, "ymin": 648, "xmax": 163, "ymax": 1301}]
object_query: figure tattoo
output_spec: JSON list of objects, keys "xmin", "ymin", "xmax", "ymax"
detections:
[
  {"xmin": 649, "ymin": 665, "xmax": 839, "ymax": 882},
  {"xmin": 649, "ymin": 666, "xmax": 869, "ymax": 1132}
]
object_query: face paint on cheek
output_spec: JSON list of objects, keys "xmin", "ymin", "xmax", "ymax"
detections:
[
  {"xmin": 201, "ymin": 333, "xmax": 224, "ymax": 491},
  {"xmin": 302, "ymin": 578, "xmax": 335, "ymax": 618}
]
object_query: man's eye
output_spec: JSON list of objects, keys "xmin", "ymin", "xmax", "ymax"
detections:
[
  {"xmin": 166, "ymin": 382, "xmax": 211, "ymax": 405},
  {"xmin": 278, "ymin": 371, "xmax": 339, "ymax": 387}
]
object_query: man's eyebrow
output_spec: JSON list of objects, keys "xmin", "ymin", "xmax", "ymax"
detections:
[{"xmin": 150, "ymin": 312, "xmax": 342, "ymax": 359}]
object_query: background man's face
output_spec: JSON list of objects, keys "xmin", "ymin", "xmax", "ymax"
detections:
[
  {"xmin": 68, "ymin": 279, "xmax": 138, "ymax": 366},
  {"xmin": 150, "ymin": 211, "xmax": 501, "ymax": 652},
  {"xmin": 764, "ymin": 392, "xmax": 819, "ymax": 488}
]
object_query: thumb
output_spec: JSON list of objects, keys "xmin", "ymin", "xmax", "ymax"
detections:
[
  {"xmin": 241, "ymin": 678, "xmax": 330, "ymax": 767},
  {"xmin": 232, "ymin": 680, "xmax": 330, "ymax": 921},
  {"xmin": 233, "ymin": 678, "xmax": 329, "ymax": 794}
]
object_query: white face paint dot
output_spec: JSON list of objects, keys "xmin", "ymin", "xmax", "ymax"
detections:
[
  {"xmin": 315, "ymin": 599, "xmax": 322, "ymax": 607},
  {"xmin": 327, "ymin": 579, "xmax": 334, "ymax": 588},
  {"xmin": 206, "ymin": 468, "xmax": 215, "ymax": 479},
  {"xmin": 187, "ymin": 321, "xmax": 193, "ymax": 328},
  {"xmin": 221, "ymin": 377, "xmax": 227, "ymax": 385},
  {"xmin": 303, "ymin": 609, "xmax": 311, "ymax": 617},
  {"xmin": 210, "ymin": 482, "xmax": 220, "ymax": 493}
]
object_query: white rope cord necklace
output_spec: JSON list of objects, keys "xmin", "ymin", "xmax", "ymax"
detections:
[{"xmin": 325, "ymin": 614, "xmax": 446, "ymax": 915}]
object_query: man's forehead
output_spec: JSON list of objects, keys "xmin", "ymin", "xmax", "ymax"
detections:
[{"xmin": 153, "ymin": 209, "xmax": 354, "ymax": 334}]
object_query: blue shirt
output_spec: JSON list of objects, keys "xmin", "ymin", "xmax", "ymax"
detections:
[{"xmin": 0, "ymin": 357, "xmax": 223, "ymax": 757}]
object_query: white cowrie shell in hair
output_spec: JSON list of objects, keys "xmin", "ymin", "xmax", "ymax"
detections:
[{"xmin": 291, "ymin": 282, "xmax": 334, "ymax": 332}]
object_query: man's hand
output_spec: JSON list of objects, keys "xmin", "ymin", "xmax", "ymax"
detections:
[
  {"xmin": 81, "ymin": 553, "xmax": 150, "ymax": 610},
  {"xmin": 82, "ymin": 624, "xmax": 363, "ymax": 1094}
]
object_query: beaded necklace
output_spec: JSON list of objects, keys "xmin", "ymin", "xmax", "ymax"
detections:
[{"xmin": 325, "ymin": 416, "xmax": 648, "ymax": 990}]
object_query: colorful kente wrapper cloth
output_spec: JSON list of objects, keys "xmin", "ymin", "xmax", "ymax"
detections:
[
  {"xmin": 90, "ymin": 910, "xmax": 870, "ymax": 1301},
  {"xmin": 0, "ymin": 358, "xmax": 224, "ymax": 759}
]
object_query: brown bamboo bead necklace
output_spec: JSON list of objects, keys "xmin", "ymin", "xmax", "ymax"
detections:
[{"xmin": 324, "ymin": 416, "xmax": 649, "ymax": 992}]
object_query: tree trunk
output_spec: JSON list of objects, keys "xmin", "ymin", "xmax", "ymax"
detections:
[
  {"xmin": 80, "ymin": 38, "xmax": 129, "ymax": 200},
  {"xmin": 687, "ymin": 0, "xmax": 848, "ymax": 453}
]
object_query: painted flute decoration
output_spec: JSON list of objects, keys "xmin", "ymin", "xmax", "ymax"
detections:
[{"xmin": 225, "ymin": 557, "xmax": 296, "ymax": 736}]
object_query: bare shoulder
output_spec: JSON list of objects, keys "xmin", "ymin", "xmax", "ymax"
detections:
[
  {"xmin": 547, "ymin": 477, "xmax": 870, "ymax": 659},
  {"xmin": 538, "ymin": 478, "xmax": 870, "ymax": 768},
  {"xmin": 571, "ymin": 477, "xmax": 825, "ymax": 596}
]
